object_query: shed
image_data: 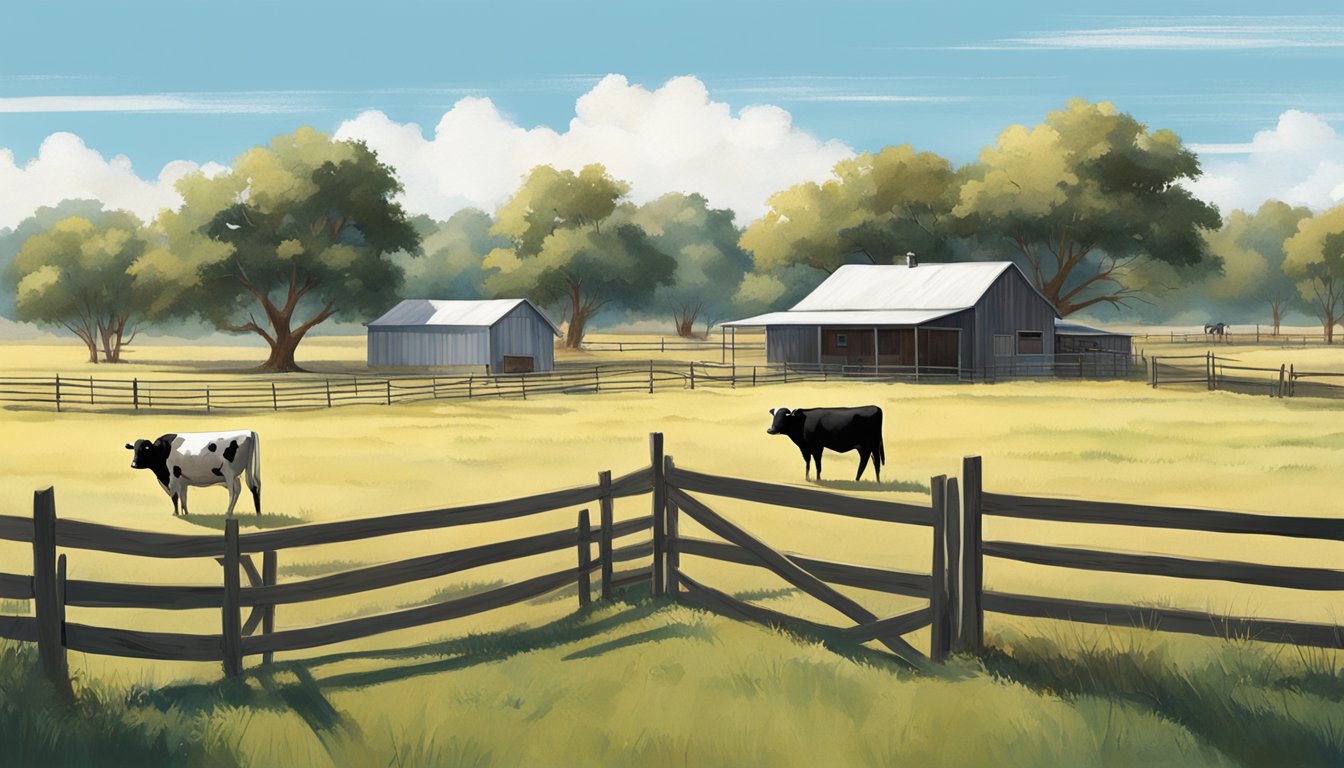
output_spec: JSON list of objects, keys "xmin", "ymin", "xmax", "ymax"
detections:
[
  {"xmin": 367, "ymin": 299, "xmax": 561, "ymax": 372},
  {"xmin": 1053, "ymin": 320, "xmax": 1134, "ymax": 378},
  {"xmin": 723, "ymin": 259, "xmax": 1061, "ymax": 379}
]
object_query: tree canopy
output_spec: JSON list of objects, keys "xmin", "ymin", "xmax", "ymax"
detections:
[
  {"xmin": 954, "ymin": 99, "xmax": 1222, "ymax": 316},
  {"xmin": 1284, "ymin": 204, "xmax": 1344, "ymax": 343},
  {"xmin": 160, "ymin": 128, "xmax": 420, "ymax": 371}
]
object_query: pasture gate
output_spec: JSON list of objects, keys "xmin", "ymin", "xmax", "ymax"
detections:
[
  {"xmin": 1, "ymin": 432, "xmax": 1341, "ymax": 692},
  {"xmin": 1150, "ymin": 353, "xmax": 1344, "ymax": 399}
]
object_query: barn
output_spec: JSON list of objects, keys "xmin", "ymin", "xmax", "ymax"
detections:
[
  {"xmin": 367, "ymin": 299, "xmax": 561, "ymax": 372},
  {"xmin": 723, "ymin": 258, "xmax": 1062, "ymax": 379}
]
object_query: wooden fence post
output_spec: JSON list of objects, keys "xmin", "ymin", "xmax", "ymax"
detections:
[
  {"xmin": 326, "ymin": 379, "xmax": 332, "ymax": 408},
  {"xmin": 957, "ymin": 457, "xmax": 984, "ymax": 654},
  {"xmin": 32, "ymin": 488, "xmax": 69, "ymax": 694},
  {"xmin": 577, "ymin": 509, "xmax": 592, "ymax": 608},
  {"xmin": 271, "ymin": 382, "xmax": 278, "ymax": 411},
  {"xmin": 385, "ymin": 380, "xmax": 392, "ymax": 406},
  {"xmin": 468, "ymin": 375, "xmax": 473, "ymax": 399},
  {"xmin": 648, "ymin": 361, "xmax": 654, "ymax": 395},
  {"xmin": 54, "ymin": 375, "xmax": 61, "ymax": 412},
  {"xmin": 521, "ymin": 375, "xmax": 527, "ymax": 400},
  {"xmin": 205, "ymin": 385, "xmax": 211, "ymax": 412},
  {"xmin": 665, "ymin": 455, "xmax": 680, "ymax": 599},
  {"xmin": 752, "ymin": 366, "xmax": 757, "ymax": 386},
  {"xmin": 261, "ymin": 550, "xmax": 277, "ymax": 665},
  {"xmin": 1289, "ymin": 364, "xmax": 1296, "ymax": 397},
  {"xmin": 650, "ymin": 432, "xmax": 666, "ymax": 597},
  {"xmin": 598, "ymin": 471, "xmax": 614, "ymax": 601},
  {"xmin": 133, "ymin": 378, "xmax": 139, "ymax": 410},
  {"xmin": 929, "ymin": 475, "xmax": 951, "ymax": 662},
  {"xmin": 89, "ymin": 376, "xmax": 94, "ymax": 405},
  {"xmin": 222, "ymin": 518, "xmax": 243, "ymax": 677},
  {"xmin": 1278, "ymin": 364, "xmax": 1286, "ymax": 398},
  {"xmin": 689, "ymin": 364, "xmax": 695, "ymax": 390}
]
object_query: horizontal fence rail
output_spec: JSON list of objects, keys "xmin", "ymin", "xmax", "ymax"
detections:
[{"xmin": 1151, "ymin": 353, "xmax": 1344, "ymax": 400}]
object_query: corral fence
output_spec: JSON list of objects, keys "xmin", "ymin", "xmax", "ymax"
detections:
[
  {"xmin": 0, "ymin": 357, "xmax": 1142, "ymax": 414},
  {"xmin": 1133, "ymin": 328, "xmax": 1337, "ymax": 346},
  {"xmin": 4, "ymin": 433, "xmax": 1338, "ymax": 691},
  {"xmin": 1150, "ymin": 352, "xmax": 1344, "ymax": 399}
]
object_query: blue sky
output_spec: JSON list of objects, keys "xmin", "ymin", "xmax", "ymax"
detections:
[{"xmin": 3, "ymin": 1, "xmax": 1344, "ymax": 225}]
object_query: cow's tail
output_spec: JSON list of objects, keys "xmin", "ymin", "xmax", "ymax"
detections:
[
  {"xmin": 249, "ymin": 431, "xmax": 262, "ymax": 515},
  {"xmin": 876, "ymin": 408, "xmax": 885, "ymax": 468}
]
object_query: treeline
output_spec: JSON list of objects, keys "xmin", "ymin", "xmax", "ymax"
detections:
[{"xmin": 4, "ymin": 99, "xmax": 1344, "ymax": 371}]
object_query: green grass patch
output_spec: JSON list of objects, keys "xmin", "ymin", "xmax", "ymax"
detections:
[{"xmin": 277, "ymin": 560, "xmax": 365, "ymax": 578}]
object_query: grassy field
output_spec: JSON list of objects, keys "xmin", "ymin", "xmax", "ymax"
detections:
[{"xmin": 1, "ymin": 335, "xmax": 1343, "ymax": 765}]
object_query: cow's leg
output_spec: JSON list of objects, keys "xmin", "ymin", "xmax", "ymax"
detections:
[
  {"xmin": 172, "ymin": 492, "xmax": 180, "ymax": 516},
  {"xmin": 245, "ymin": 465, "xmax": 261, "ymax": 516},
  {"xmin": 813, "ymin": 450, "xmax": 824, "ymax": 481},
  {"xmin": 179, "ymin": 485, "xmax": 189, "ymax": 517},
  {"xmin": 225, "ymin": 476, "xmax": 240, "ymax": 517},
  {"xmin": 855, "ymin": 449, "xmax": 870, "ymax": 482},
  {"xmin": 801, "ymin": 449, "xmax": 812, "ymax": 480}
]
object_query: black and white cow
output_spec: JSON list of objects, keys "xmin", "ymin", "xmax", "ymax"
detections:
[
  {"xmin": 766, "ymin": 406, "xmax": 885, "ymax": 482},
  {"xmin": 125, "ymin": 430, "xmax": 261, "ymax": 516}
]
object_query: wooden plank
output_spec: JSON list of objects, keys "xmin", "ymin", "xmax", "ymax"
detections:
[
  {"xmin": 55, "ymin": 519, "xmax": 222, "ymax": 558},
  {"xmin": 982, "ymin": 492, "xmax": 1344, "ymax": 541},
  {"xmin": 651, "ymin": 434, "xmax": 666, "ymax": 597},
  {"xmin": 0, "ymin": 615, "xmax": 38, "ymax": 642},
  {"xmin": 64, "ymin": 623, "xmax": 223, "ymax": 661},
  {"xmin": 983, "ymin": 591, "xmax": 1344, "ymax": 649},
  {"xmin": 607, "ymin": 566, "xmax": 653, "ymax": 589},
  {"xmin": 611, "ymin": 517, "xmax": 653, "ymax": 539},
  {"xmin": 666, "ymin": 456, "xmax": 680, "ymax": 597},
  {"xmin": 841, "ymin": 607, "xmax": 933, "ymax": 644},
  {"xmin": 0, "ymin": 514, "xmax": 32, "ymax": 543},
  {"xmin": 240, "ymin": 483, "xmax": 602, "ymax": 553},
  {"xmin": 984, "ymin": 540, "xmax": 1344, "ymax": 590},
  {"xmin": 610, "ymin": 466, "xmax": 653, "ymax": 498},
  {"xmin": 246, "ymin": 527, "xmax": 576, "ymax": 607},
  {"xmin": 929, "ymin": 475, "xmax": 950, "ymax": 661},
  {"xmin": 611, "ymin": 541, "xmax": 653, "ymax": 563},
  {"xmin": 32, "ymin": 488, "xmax": 67, "ymax": 689},
  {"xmin": 960, "ymin": 458, "xmax": 983, "ymax": 653},
  {"xmin": 577, "ymin": 509, "xmax": 592, "ymax": 608},
  {"xmin": 676, "ymin": 537, "xmax": 928, "ymax": 597},
  {"xmin": 671, "ymin": 488, "xmax": 926, "ymax": 664},
  {"xmin": 599, "ymin": 471, "xmax": 613, "ymax": 602},
  {"xmin": 65, "ymin": 580, "xmax": 221, "ymax": 609},
  {"xmin": 222, "ymin": 519, "xmax": 242, "ymax": 677},
  {"xmin": 244, "ymin": 567, "xmax": 578, "ymax": 655},
  {"xmin": 0, "ymin": 572, "xmax": 33, "ymax": 600},
  {"xmin": 261, "ymin": 551, "xmax": 277, "ymax": 665},
  {"xmin": 678, "ymin": 572, "xmax": 844, "ymax": 637},
  {"xmin": 668, "ymin": 466, "xmax": 933, "ymax": 526}
]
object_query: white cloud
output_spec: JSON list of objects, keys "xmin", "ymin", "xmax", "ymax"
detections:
[
  {"xmin": 1186, "ymin": 110, "xmax": 1344, "ymax": 213},
  {"xmin": 0, "ymin": 133, "xmax": 223, "ymax": 230},
  {"xmin": 335, "ymin": 74, "xmax": 854, "ymax": 223},
  {"xmin": 962, "ymin": 18, "xmax": 1344, "ymax": 51}
]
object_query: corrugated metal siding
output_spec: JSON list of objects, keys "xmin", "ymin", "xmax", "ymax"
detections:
[
  {"xmin": 973, "ymin": 269, "xmax": 1059, "ymax": 378},
  {"xmin": 766, "ymin": 326, "xmax": 820, "ymax": 365},
  {"xmin": 488, "ymin": 303, "xmax": 556, "ymax": 372},
  {"xmin": 367, "ymin": 327, "xmax": 490, "ymax": 367}
]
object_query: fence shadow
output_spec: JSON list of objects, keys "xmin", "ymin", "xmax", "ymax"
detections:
[
  {"xmin": 815, "ymin": 477, "xmax": 929, "ymax": 494},
  {"xmin": 179, "ymin": 513, "xmax": 309, "ymax": 531}
]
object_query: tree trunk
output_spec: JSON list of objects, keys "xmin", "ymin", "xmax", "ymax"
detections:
[
  {"xmin": 256, "ymin": 320, "xmax": 306, "ymax": 372},
  {"xmin": 227, "ymin": 268, "xmax": 335, "ymax": 372},
  {"xmin": 563, "ymin": 282, "xmax": 602, "ymax": 349},
  {"xmin": 77, "ymin": 331, "xmax": 98, "ymax": 364},
  {"xmin": 1270, "ymin": 300, "xmax": 1283, "ymax": 336},
  {"xmin": 673, "ymin": 307, "xmax": 700, "ymax": 339}
]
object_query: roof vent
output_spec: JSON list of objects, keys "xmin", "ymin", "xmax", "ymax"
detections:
[{"xmin": 905, "ymin": 251, "xmax": 918, "ymax": 268}]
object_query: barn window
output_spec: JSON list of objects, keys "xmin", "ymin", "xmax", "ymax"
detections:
[
  {"xmin": 1017, "ymin": 331, "xmax": 1044, "ymax": 355},
  {"xmin": 835, "ymin": 333, "xmax": 848, "ymax": 349},
  {"xmin": 993, "ymin": 334, "xmax": 1014, "ymax": 357}
]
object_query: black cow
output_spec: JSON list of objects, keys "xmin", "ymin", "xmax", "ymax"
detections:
[{"xmin": 766, "ymin": 406, "xmax": 885, "ymax": 482}]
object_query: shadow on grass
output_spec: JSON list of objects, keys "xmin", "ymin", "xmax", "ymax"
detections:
[
  {"xmin": 179, "ymin": 513, "xmax": 308, "ymax": 531},
  {"xmin": 562, "ymin": 623, "xmax": 715, "ymax": 661},
  {"xmin": 815, "ymin": 477, "xmax": 929, "ymax": 493}
]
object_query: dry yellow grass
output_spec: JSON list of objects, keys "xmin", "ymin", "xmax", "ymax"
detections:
[{"xmin": 0, "ymin": 336, "xmax": 1341, "ymax": 688}]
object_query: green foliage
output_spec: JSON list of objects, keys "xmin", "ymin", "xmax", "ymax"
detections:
[
  {"xmin": 1284, "ymin": 204, "xmax": 1344, "ymax": 342},
  {"xmin": 393, "ymin": 210, "xmax": 507, "ymax": 301},
  {"xmin": 742, "ymin": 145, "xmax": 958, "ymax": 275},
  {"xmin": 485, "ymin": 165, "xmax": 674, "ymax": 347},
  {"xmin": 164, "ymin": 127, "xmax": 420, "ymax": 370},
  {"xmin": 955, "ymin": 99, "xmax": 1222, "ymax": 316},
  {"xmin": 0, "ymin": 199, "xmax": 110, "ymax": 320},
  {"xmin": 5, "ymin": 210, "xmax": 151, "ymax": 362},
  {"xmin": 630, "ymin": 192, "xmax": 753, "ymax": 336}
]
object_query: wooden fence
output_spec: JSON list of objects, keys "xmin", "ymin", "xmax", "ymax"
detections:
[
  {"xmin": 1150, "ymin": 353, "xmax": 1344, "ymax": 399},
  {"xmin": 1133, "ymin": 329, "xmax": 1337, "ymax": 346},
  {"xmin": 3, "ymin": 434, "xmax": 1338, "ymax": 690}
]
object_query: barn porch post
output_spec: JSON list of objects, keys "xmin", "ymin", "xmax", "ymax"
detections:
[
  {"xmin": 873, "ymin": 327, "xmax": 879, "ymax": 376},
  {"xmin": 731, "ymin": 327, "xmax": 736, "ymax": 366},
  {"xmin": 914, "ymin": 325, "xmax": 921, "ymax": 381}
]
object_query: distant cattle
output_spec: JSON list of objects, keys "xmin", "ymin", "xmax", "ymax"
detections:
[
  {"xmin": 125, "ymin": 430, "xmax": 261, "ymax": 516},
  {"xmin": 1204, "ymin": 322, "xmax": 1229, "ymax": 336},
  {"xmin": 766, "ymin": 406, "xmax": 885, "ymax": 482}
]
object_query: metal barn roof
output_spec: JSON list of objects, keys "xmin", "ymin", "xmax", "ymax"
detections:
[
  {"xmin": 368, "ymin": 299, "xmax": 562, "ymax": 336},
  {"xmin": 1055, "ymin": 320, "xmax": 1133, "ymax": 337},
  {"xmin": 790, "ymin": 262, "xmax": 1028, "ymax": 311},
  {"xmin": 723, "ymin": 309, "xmax": 958, "ymax": 328}
]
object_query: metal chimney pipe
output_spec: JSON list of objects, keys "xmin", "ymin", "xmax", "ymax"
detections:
[{"xmin": 905, "ymin": 251, "xmax": 918, "ymax": 268}]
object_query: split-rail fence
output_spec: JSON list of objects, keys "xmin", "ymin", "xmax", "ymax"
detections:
[
  {"xmin": 1151, "ymin": 352, "xmax": 1344, "ymax": 399},
  {"xmin": 1, "ymin": 433, "xmax": 1340, "ymax": 691}
]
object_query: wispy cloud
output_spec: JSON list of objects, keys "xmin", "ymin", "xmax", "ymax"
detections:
[
  {"xmin": 0, "ymin": 93, "xmax": 320, "ymax": 114},
  {"xmin": 1188, "ymin": 142, "xmax": 1257, "ymax": 155},
  {"xmin": 959, "ymin": 16, "xmax": 1344, "ymax": 51}
]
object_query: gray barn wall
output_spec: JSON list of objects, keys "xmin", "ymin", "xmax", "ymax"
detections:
[
  {"xmin": 972, "ymin": 268, "xmax": 1059, "ymax": 377},
  {"xmin": 766, "ymin": 326, "xmax": 821, "ymax": 365},
  {"xmin": 488, "ymin": 303, "xmax": 557, "ymax": 372},
  {"xmin": 367, "ymin": 327, "xmax": 490, "ymax": 367}
]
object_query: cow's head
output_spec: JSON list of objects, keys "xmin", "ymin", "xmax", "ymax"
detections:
[
  {"xmin": 767, "ymin": 407, "xmax": 802, "ymax": 435},
  {"xmin": 125, "ymin": 438, "xmax": 166, "ymax": 470}
]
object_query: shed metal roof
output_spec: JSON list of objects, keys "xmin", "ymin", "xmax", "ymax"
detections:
[
  {"xmin": 368, "ymin": 299, "xmax": 562, "ymax": 336},
  {"xmin": 1055, "ymin": 320, "xmax": 1133, "ymax": 337},
  {"xmin": 723, "ymin": 309, "xmax": 958, "ymax": 328},
  {"xmin": 791, "ymin": 262, "xmax": 1032, "ymax": 311}
]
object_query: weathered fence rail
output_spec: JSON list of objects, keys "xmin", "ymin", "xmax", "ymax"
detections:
[
  {"xmin": 3, "ymin": 435, "xmax": 1340, "ymax": 689},
  {"xmin": 1151, "ymin": 352, "xmax": 1344, "ymax": 399}
]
